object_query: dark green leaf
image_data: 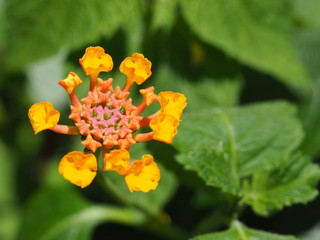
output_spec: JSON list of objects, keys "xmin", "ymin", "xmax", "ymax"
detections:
[
  {"xmin": 18, "ymin": 188, "xmax": 145, "ymax": 240},
  {"xmin": 192, "ymin": 221, "xmax": 299, "ymax": 240}
]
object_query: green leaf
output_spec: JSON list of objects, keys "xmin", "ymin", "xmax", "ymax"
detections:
[
  {"xmin": 18, "ymin": 188, "xmax": 145, "ymax": 240},
  {"xmin": 174, "ymin": 102, "xmax": 303, "ymax": 192},
  {"xmin": 150, "ymin": 64, "xmax": 242, "ymax": 114},
  {"xmin": 295, "ymin": 30, "xmax": 320, "ymax": 156},
  {"xmin": 242, "ymin": 153, "xmax": 320, "ymax": 216},
  {"xmin": 191, "ymin": 220, "xmax": 299, "ymax": 240},
  {"xmin": 294, "ymin": 0, "xmax": 320, "ymax": 29},
  {"xmin": 151, "ymin": 0, "xmax": 178, "ymax": 32},
  {"xmin": 5, "ymin": 0, "xmax": 144, "ymax": 70},
  {"xmin": 173, "ymin": 101, "xmax": 317, "ymax": 214},
  {"xmin": 179, "ymin": 0, "xmax": 311, "ymax": 91}
]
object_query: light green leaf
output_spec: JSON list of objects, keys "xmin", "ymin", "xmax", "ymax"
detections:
[
  {"xmin": 243, "ymin": 153, "xmax": 320, "ymax": 216},
  {"xmin": 151, "ymin": 0, "xmax": 178, "ymax": 32},
  {"xmin": 192, "ymin": 220, "xmax": 299, "ymax": 240},
  {"xmin": 18, "ymin": 188, "xmax": 145, "ymax": 240},
  {"xmin": 179, "ymin": 0, "xmax": 311, "ymax": 91},
  {"xmin": 5, "ymin": 0, "xmax": 144, "ymax": 70},
  {"xmin": 294, "ymin": 0, "xmax": 320, "ymax": 29}
]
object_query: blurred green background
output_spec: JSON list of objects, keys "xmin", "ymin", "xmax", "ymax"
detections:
[{"xmin": 1, "ymin": 0, "xmax": 320, "ymax": 239}]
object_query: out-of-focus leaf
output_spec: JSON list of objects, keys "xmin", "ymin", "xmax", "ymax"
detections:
[
  {"xmin": 26, "ymin": 50, "xmax": 68, "ymax": 108},
  {"xmin": 179, "ymin": 0, "xmax": 311, "ymax": 91},
  {"xmin": 5, "ymin": 0, "xmax": 144, "ymax": 70},
  {"xmin": 149, "ymin": 64, "xmax": 242, "ymax": 114},
  {"xmin": 0, "ymin": 141, "xmax": 19, "ymax": 240},
  {"xmin": 294, "ymin": 0, "xmax": 320, "ymax": 29},
  {"xmin": 0, "ymin": 0, "xmax": 5, "ymax": 46},
  {"xmin": 151, "ymin": 0, "xmax": 178, "ymax": 32},
  {"xmin": 192, "ymin": 221, "xmax": 299, "ymax": 240},
  {"xmin": 242, "ymin": 153, "xmax": 320, "ymax": 216},
  {"xmin": 18, "ymin": 188, "xmax": 145, "ymax": 240},
  {"xmin": 102, "ymin": 142, "xmax": 177, "ymax": 215},
  {"xmin": 296, "ymin": 31, "xmax": 320, "ymax": 156}
]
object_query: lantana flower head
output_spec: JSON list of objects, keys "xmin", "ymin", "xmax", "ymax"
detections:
[{"xmin": 28, "ymin": 46, "xmax": 187, "ymax": 192}]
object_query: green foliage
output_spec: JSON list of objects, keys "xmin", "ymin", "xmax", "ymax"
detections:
[
  {"xmin": 18, "ymin": 187, "xmax": 145, "ymax": 240},
  {"xmin": 174, "ymin": 101, "xmax": 320, "ymax": 215},
  {"xmin": 5, "ymin": 0, "xmax": 144, "ymax": 70},
  {"xmin": 3, "ymin": 0, "xmax": 320, "ymax": 239},
  {"xmin": 192, "ymin": 221, "xmax": 299, "ymax": 240}
]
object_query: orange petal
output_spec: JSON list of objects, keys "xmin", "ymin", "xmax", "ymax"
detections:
[
  {"xmin": 159, "ymin": 91, "xmax": 187, "ymax": 120},
  {"xmin": 120, "ymin": 53, "xmax": 152, "ymax": 85},
  {"xmin": 59, "ymin": 72, "xmax": 82, "ymax": 94},
  {"xmin": 28, "ymin": 102, "xmax": 60, "ymax": 134},
  {"xmin": 58, "ymin": 151, "xmax": 97, "ymax": 188},
  {"xmin": 104, "ymin": 149, "xmax": 130, "ymax": 175},
  {"xmin": 125, "ymin": 154, "xmax": 160, "ymax": 192},
  {"xmin": 150, "ymin": 113, "xmax": 179, "ymax": 144},
  {"xmin": 79, "ymin": 46, "xmax": 113, "ymax": 76}
]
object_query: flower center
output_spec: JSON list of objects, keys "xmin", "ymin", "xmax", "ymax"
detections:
[{"xmin": 70, "ymin": 79, "xmax": 143, "ymax": 150}]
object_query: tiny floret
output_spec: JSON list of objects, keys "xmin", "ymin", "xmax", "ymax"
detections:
[{"xmin": 28, "ymin": 46, "xmax": 186, "ymax": 192}]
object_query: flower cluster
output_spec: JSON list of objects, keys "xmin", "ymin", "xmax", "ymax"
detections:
[{"xmin": 28, "ymin": 46, "xmax": 187, "ymax": 192}]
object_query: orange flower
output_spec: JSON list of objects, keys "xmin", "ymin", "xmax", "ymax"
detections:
[
  {"xmin": 120, "ymin": 53, "xmax": 152, "ymax": 85},
  {"xmin": 125, "ymin": 154, "xmax": 160, "ymax": 192},
  {"xmin": 58, "ymin": 151, "xmax": 97, "ymax": 188},
  {"xmin": 79, "ymin": 46, "xmax": 113, "ymax": 76},
  {"xmin": 28, "ymin": 102, "xmax": 60, "ymax": 134},
  {"xmin": 28, "ymin": 46, "xmax": 186, "ymax": 192}
]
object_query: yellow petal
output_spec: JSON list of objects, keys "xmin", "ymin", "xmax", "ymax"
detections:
[
  {"xmin": 119, "ymin": 53, "xmax": 152, "ymax": 85},
  {"xmin": 150, "ymin": 113, "xmax": 179, "ymax": 144},
  {"xmin": 58, "ymin": 151, "xmax": 97, "ymax": 188},
  {"xmin": 104, "ymin": 149, "xmax": 130, "ymax": 175},
  {"xmin": 125, "ymin": 154, "xmax": 160, "ymax": 192},
  {"xmin": 159, "ymin": 91, "xmax": 187, "ymax": 120},
  {"xmin": 59, "ymin": 72, "xmax": 82, "ymax": 94},
  {"xmin": 79, "ymin": 46, "xmax": 113, "ymax": 76},
  {"xmin": 28, "ymin": 102, "xmax": 60, "ymax": 134}
]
